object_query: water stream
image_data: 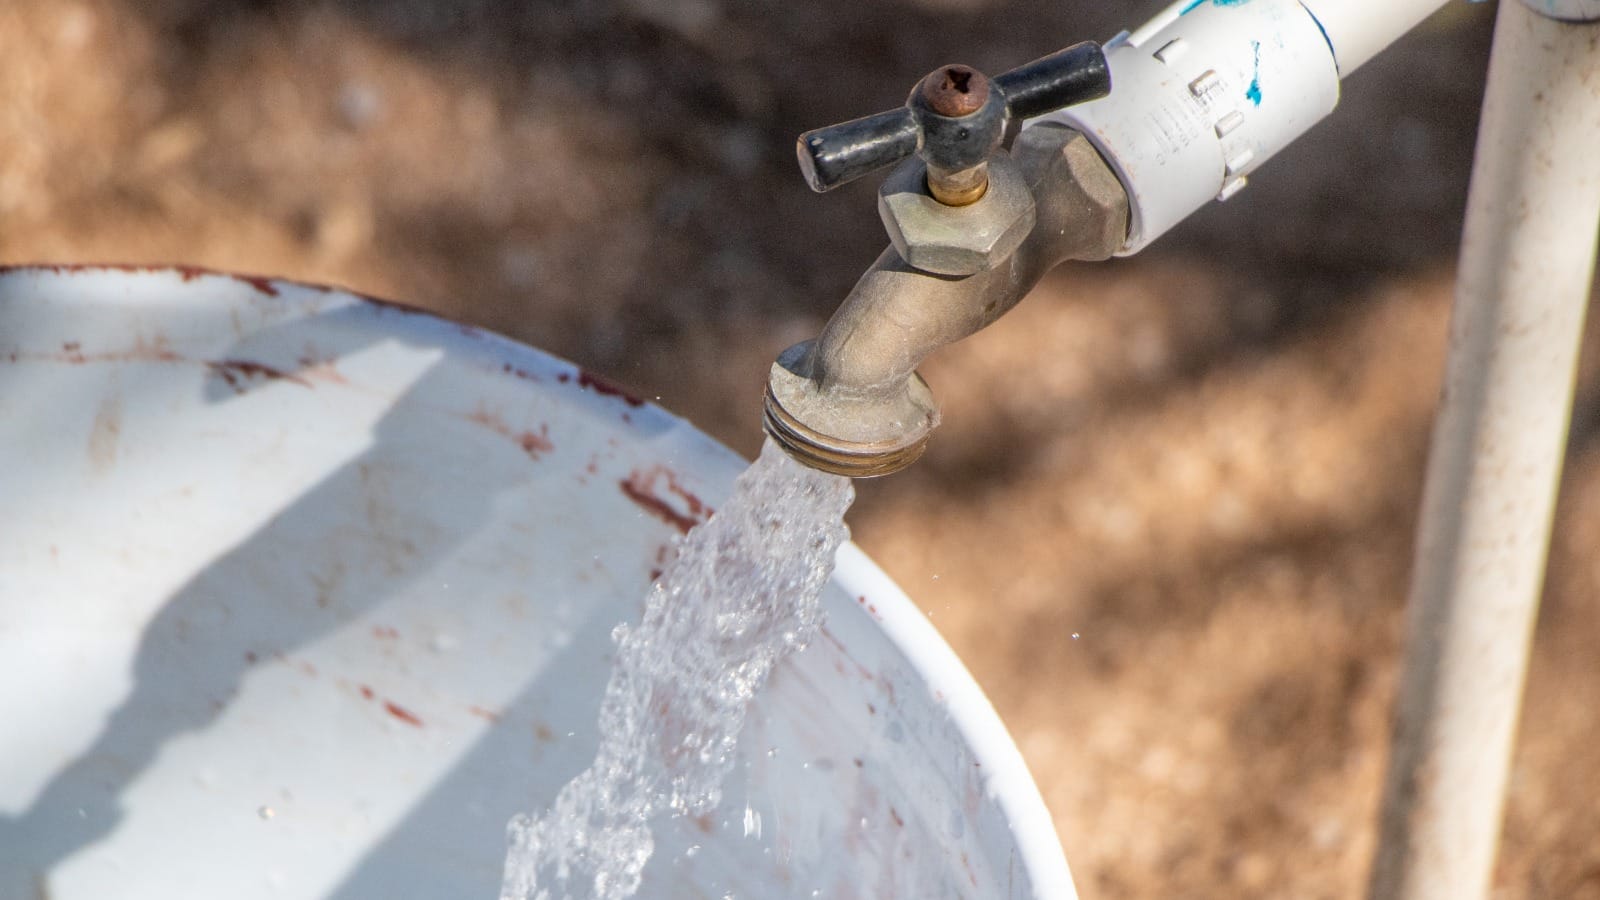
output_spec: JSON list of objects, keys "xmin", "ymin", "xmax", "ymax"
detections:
[{"xmin": 500, "ymin": 439, "xmax": 854, "ymax": 900}]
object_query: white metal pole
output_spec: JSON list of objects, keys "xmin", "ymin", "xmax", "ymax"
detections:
[{"xmin": 1368, "ymin": 4, "xmax": 1600, "ymax": 900}]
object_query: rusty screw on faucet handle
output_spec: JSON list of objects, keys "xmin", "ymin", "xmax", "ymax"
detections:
[
  {"xmin": 917, "ymin": 65, "xmax": 995, "ymax": 207},
  {"xmin": 919, "ymin": 65, "xmax": 990, "ymax": 117}
]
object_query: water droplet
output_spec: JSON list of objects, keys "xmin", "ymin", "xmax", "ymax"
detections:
[
  {"xmin": 742, "ymin": 805, "xmax": 762, "ymax": 839},
  {"xmin": 258, "ymin": 805, "xmax": 275, "ymax": 820},
  {"xmin": 1071, "ymin": 632, "xmax": 1081, "ymax": 640}
]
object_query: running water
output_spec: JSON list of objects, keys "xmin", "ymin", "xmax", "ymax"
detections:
[{"xmin": 500, "ymin": 439, "xmax": 854, "ymax": 900}]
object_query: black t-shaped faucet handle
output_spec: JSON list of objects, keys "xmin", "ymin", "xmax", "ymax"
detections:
[{"xmin": 796, "ymin": 41, "xmax": 1111, "ymax": 195}]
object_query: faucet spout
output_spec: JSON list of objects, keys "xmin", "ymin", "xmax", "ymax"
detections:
[{"xmin": 765, "ymin": 123, "xmax": 1129, "ymax": 477}]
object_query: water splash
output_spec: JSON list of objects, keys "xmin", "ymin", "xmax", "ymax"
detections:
[{"xmin": 500, "ymin": 439, "xmax": 854, "ymax": 900}]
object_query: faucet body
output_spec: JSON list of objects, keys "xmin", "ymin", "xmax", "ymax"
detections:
[
  {"xmin": 764, "ymin": 123, "xmax": 1129, "ymax": 476},
  {"xmin": 766, "ymin": 0, "xmax": 1369, "ymax": 477}
]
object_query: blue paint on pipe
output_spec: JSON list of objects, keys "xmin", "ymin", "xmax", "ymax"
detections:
[
  {"xmin": 1183, "ymin": 0, "xmax": 1251, "ymax": 12},
  {"xmin": 1300, "ymin": 2, "xmax": 1340, "ymax": 74},
  {"xmin": 1245, "ymin": 39, "xmax": 1263, "ymax": 105}
]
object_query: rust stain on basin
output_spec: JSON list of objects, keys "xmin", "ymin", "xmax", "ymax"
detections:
[
  {"xmin": 87, "ymin": 392, "xmax": 121, "ymax": 472},
  {"xmin": 233, "ymin": 274, "xmax": 280, "ymax": 297},
  {"xmin": 555, "ymin": 369, "xmax": 646, "ymax": 407},
  {"xmin": 379, "ymin": 698, "xmax": 419, "ymax": 723},
  {"xmin": 296, "ymin": 353, "xmax": 349, "ymax": 385},
  {"xmin": 384, "ymin": 701, "xmax": 425, "ymax": 728},
  {"xmin": 501, "ymin": 361, "xmax": 540, "ymax": 382},
  {"xmin": 349, "ymin": 681, "xmax": 425, "ymax": 728},
  {"xmin": 464, "ymin": 408, "xmax": 553, "ymax": 461},
  {"xmin": 205, "ymin": 359, "xmax": 312, "ymax": 394},
  {"xmin": 648, "ymin": 543, "xmax": 674, "ymax": 581},
  {"xmin": 619, "ymin": 466, "xmax": 713, "ymax": 534},
  {"xmin": 5, "ymin": 334, "xmax": 185, "ymax": 368}
]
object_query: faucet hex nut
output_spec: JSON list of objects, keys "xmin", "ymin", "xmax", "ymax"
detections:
[{"xmin": 877, "ymin": 152, "xmax": 1036, "ymax": 277}]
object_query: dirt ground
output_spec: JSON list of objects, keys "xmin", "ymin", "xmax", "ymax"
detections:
[{"xmin": 4, "ymin": 1, "xmax": 1599, "ymax": 897}]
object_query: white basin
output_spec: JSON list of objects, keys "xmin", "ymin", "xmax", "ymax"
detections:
[{"xmin": 0, "ymin": 266, "xmax": 1074, "ymax": 899}]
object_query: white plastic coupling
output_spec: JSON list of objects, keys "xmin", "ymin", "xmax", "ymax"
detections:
[{"xmin": 1035, "ymin": 0, "xmax": 1340, "ymax": 255}]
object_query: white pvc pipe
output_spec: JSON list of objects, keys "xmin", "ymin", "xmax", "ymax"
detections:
[
  {"xmin": 1048, "ymin": 0, "xmax": 1343, "ymax": 253},
  {"xmin": 1368, "ymin": 6, "xmax": 1600, "ymax": 900},
  {"xmin": 1299, "ymin": 0, "xmax": 1454, "ymax": 74},
  {"xmin": 1047, "ymin": 0, "xmax": 1455, "ymax": 254}
]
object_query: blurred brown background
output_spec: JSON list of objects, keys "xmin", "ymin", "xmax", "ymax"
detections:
[{"xmin": 4, "ymin": 1, "xmax": 1598, "ymax": 897}]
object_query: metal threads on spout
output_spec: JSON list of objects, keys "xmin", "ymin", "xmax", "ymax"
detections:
[
  {"xmin": 763, "ymin": 339, "xmax": 939, "ymax": 479},
  {"xmin": 762, "ymin": 384, "xmax": 933, "ymax": 478}
]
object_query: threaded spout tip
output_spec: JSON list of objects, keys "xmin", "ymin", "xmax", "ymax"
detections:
[{"xmin": 762, "ymin": 340, "xmax": 938, "ymax": 478}]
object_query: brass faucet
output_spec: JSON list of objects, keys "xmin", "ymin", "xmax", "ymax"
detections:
[{"xmin": 764, "ymin": 45, "xmax": 1131, "ymax": 477}]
